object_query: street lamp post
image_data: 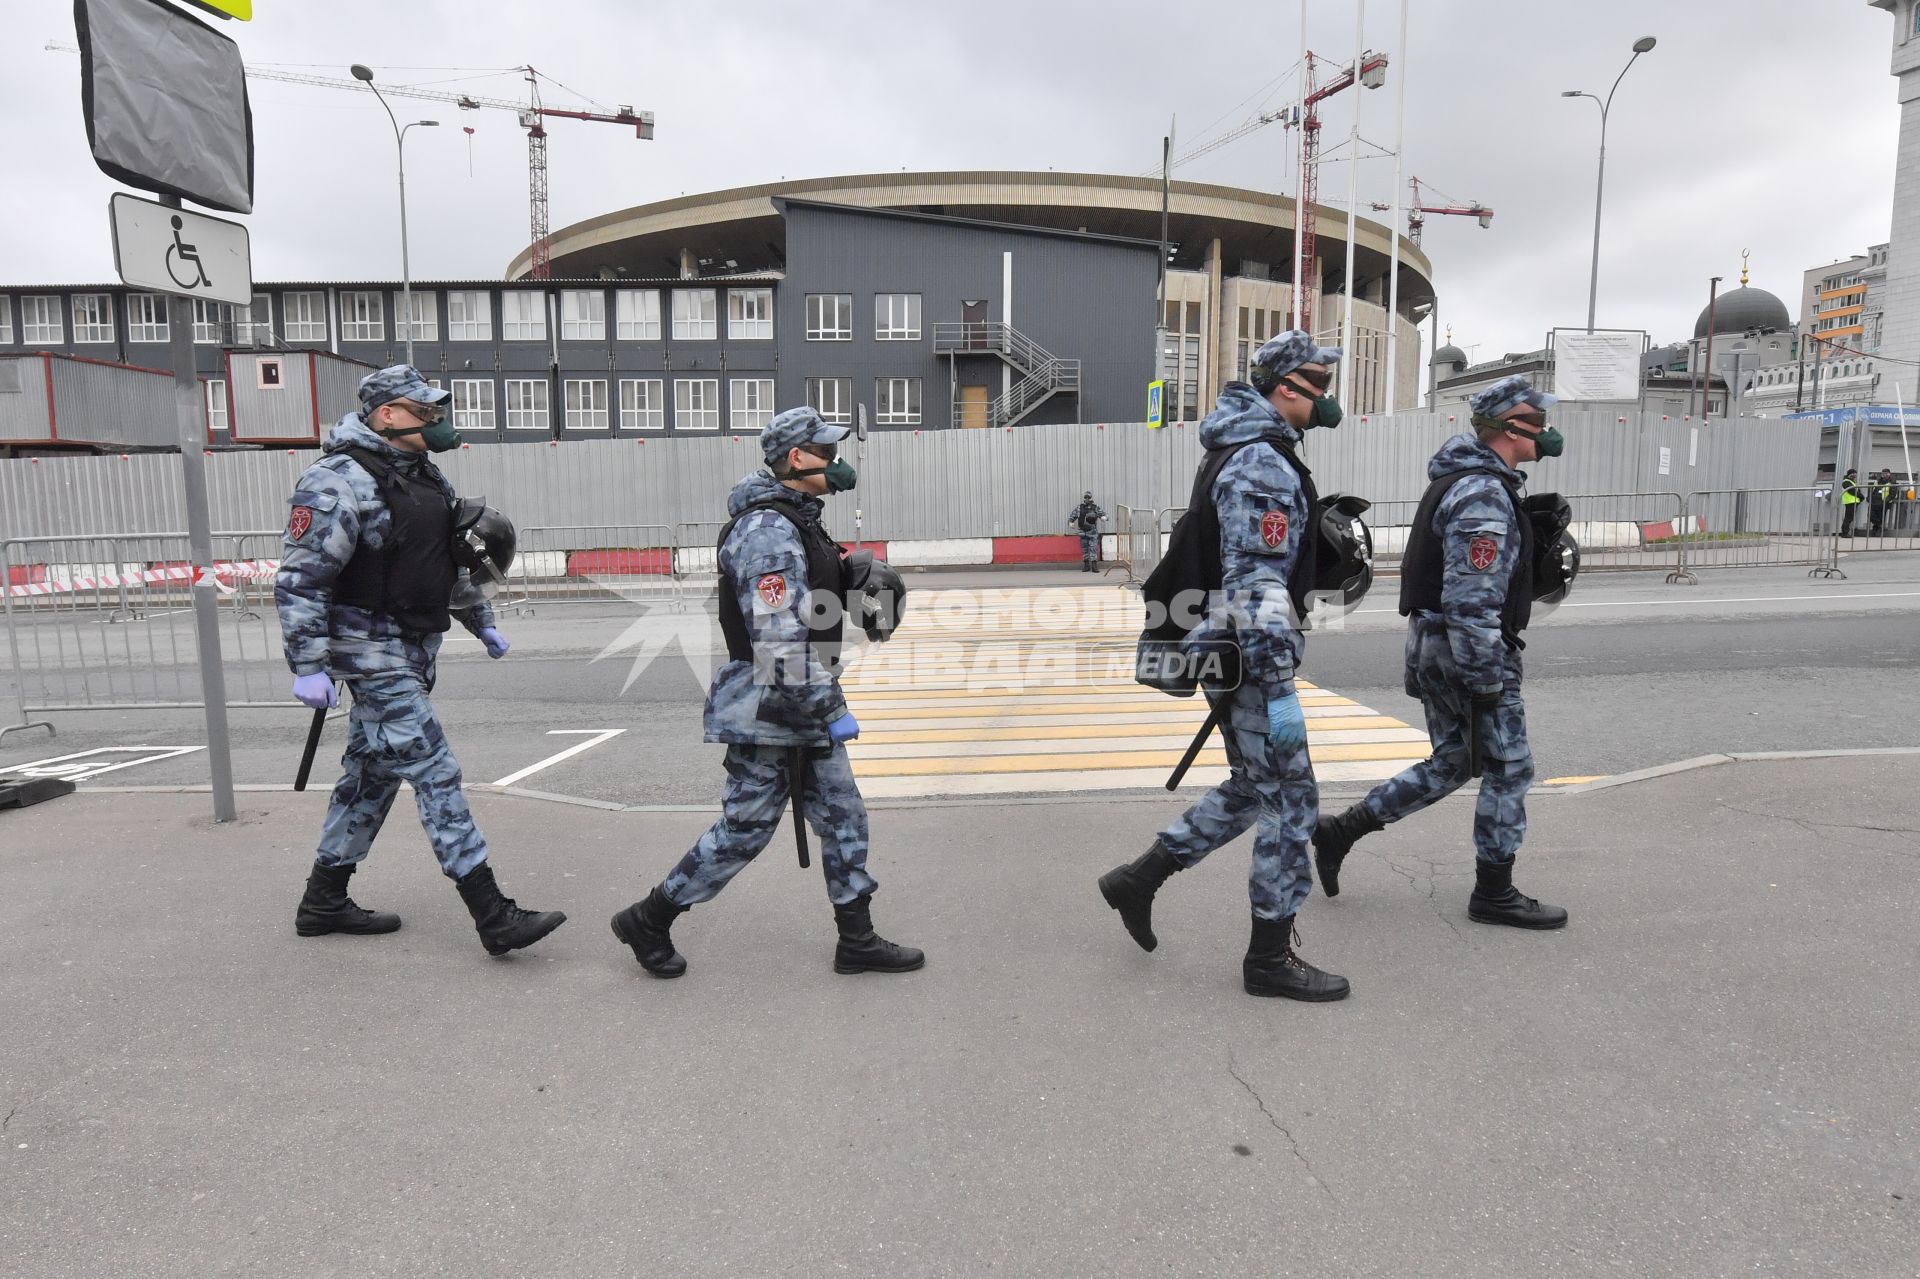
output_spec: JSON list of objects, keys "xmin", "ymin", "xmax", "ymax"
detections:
[
  {"xmin": 1564, "ymin": 35, "xmax": 1656, "ymax": 332},
  {"xmin": 351, "ymin": 63, "xmax": 437, "ymax": 366}
]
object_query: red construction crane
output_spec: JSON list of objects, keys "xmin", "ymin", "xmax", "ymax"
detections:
[
  {"xmin": 1285, "ymin": 49, "xmax": 1388, "ymax": 333},
  {"xmin": 48, "ymin": 43, "xmax": 653, "ymax": 279},
  {"xmin": 1373, "ymin": 176, "xmax": 1493, "ymax": 246}
]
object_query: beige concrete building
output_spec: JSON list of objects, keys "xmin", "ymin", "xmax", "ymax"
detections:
[{"xmin": 522, "ymin": 172, "xmax": 1435, "ymax": 419}]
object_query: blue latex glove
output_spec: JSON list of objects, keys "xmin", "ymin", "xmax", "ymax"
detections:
[
  {"xmin": 1266, "ymin": 691, "xmax": 1308, "ymax": 754},
  {"xmin": 828, "ymin": 712, "xmax": 861, "ymax": 744},
  {"xmin": 479, "ymin": 626, "xmax": 510, "ymax": 659},
  {"xmin": 292, "ymin": 673, "xmax": 337, "ymax": 710}
]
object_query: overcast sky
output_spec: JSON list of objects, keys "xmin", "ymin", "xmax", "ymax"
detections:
[{"xmin": 0, "ymin": 0, "xmax": 1901, "ymax": 365}]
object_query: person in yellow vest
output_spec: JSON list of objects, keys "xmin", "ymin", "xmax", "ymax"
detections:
[
  {"xmin": 1870, "ymin": 468, "xmax": 1895, "ymax": 535},
  {"xmin": 1840, "ymin": 469, "xmax": 1860, "ymax": 538}
]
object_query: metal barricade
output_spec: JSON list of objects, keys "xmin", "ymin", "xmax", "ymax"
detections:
[
  {"xmin": 1110, "ymin": 505, "xmax": 1183, "ymax": 588},
  {"xmin": 673, "ymin": 521, "xmax": 727, "ymax": 612},
  {"xmin": 1672, "ymin": 488, "xmax": 1833, "ymax": 583},
  {"xmin": 2, "ymin": 531, "xmax": 289, "ymax": 740},
  {"xmin": 500, "ymin": 523, "xmax": 676, "ymax": 615},
  {"xmin": 1368, "ymin": 493, "xmax": 1687, "ymax": 579}
]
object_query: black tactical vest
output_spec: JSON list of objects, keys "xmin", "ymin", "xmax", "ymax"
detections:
[
  {"xmin": 716, "ymin": 498, "xmax": 848, "ymax": 669},
  {"xmin": 331, "ymin": 446, "xmax": 458, "ymax": 636},
  {"xmin": 1398, "ymin": 468, "xmax": 1535, "ymax": 649}
]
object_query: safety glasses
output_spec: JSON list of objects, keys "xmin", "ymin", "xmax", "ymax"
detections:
[{"xmin": 1288, "ymin": 366, "xmax": 1333, "ymax": 393}]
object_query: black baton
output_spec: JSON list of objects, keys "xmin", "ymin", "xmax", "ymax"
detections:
[
  {"xmin": 788, "ymin": 746, "xmax": 811, "ymax": 869},
  {"xmin": 1166, "ymin": 694, "xmax": 1231, "ymax": 791},
  {"xmin": 294, "ymin": 706, "xmax": 327, "ymax": 792}
]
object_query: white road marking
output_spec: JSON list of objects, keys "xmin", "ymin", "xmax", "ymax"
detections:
[
  {"xmin": 0, "ymin": 745, "xmax": 205, "ymax": 781},
  {"xmin": 491, "ymin": 730, "xmax": 625, "ymax": 788}
]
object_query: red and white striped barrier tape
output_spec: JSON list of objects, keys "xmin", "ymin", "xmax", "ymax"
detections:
[{"xmin": 6, "ymin": 559, "xmax": 279, "ymax": 599}]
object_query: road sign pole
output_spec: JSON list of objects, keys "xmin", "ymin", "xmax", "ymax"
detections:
[{"xmin": 162, "ymin": 195, "xmax": 236, "ymax": 822}]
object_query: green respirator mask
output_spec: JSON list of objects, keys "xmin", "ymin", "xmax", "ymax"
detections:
[
  {"xmin": 787, "ymin": 451, "xmax": 858, "ymax": 493},
  {"xmin": 1473, "ymin": 413, "xmax": 1565, "ymax": 458},
  {"xmin": 1268, "ymin": 370, "xmax": 1343, "ymax": 430},
  {"xmin": 375, "ymin": 404, "xmax": 462, "ymax": 453}
]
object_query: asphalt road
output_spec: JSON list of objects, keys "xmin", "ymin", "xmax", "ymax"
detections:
[
  {"xmin": 4, "ymin": 557, "xmax": 1920, "ymax": 805},
  {"xmin": 3, "ymin": 755, "xmax": 1916, "ymax": 1277}
]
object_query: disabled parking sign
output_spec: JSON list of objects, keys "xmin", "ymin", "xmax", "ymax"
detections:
[{"xmin": 109, "ymin": 191, "xmax": 252, "ymax": 306}]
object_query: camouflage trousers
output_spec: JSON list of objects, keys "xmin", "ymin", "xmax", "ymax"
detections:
[
  {"xmin": 663, "ymin": 743, "xmax": 878, "ymax": 908},
  {"xmin": 1078, "ymin": 530, "xmax": 1101, "ymax": 562},
  {"xmin": 315, "ymin": 642, "xmax": 488, "ymax": 878},
  {"xmin": 1359, "ymin": 617, "xmax": 1534, "ymax": 864},
  {"xmin": 1156, "ymin": 682, "xmax": 1317, "ymax": 922}
]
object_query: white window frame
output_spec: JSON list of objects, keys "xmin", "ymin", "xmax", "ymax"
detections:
[
  {"xmin": 283, "ymin": 291, "xmax": 327, "ymax": 342},
  {"xmin": 71, "ymin": 294, "xmax": 114, "ymax": 344},
  {"xmin": 874, "ymin": 293, "xmax": 922, "ymax": 341},
  {"xmin": 193, "ymin": 298, "xmax": 234, "ymax": 344},
  {"xmin": 672, "ymin": 289, "xmax": 718, "ymax": 341},
  {"xmin": 236, "ymin": 293, "xmax": 272, "ymax": 345},
  {"xmin": 619, "ymin": 377, "xmax": 665, "ymax": 430},
  {"xmin": 729, "ymin": 378, "xmax": 776, "ymax": 431},
  {"xmin": 22, "ymin": 296, "xmax": 62, "ymax": 345},
  {"xmin": 876, "ymin": 376, "xmax": 922, "ymax": 426},
  {"xmin": 805, "ymin": 293, "xmax": 852, "ymax": 341},
  {"xmin": 447, "ymin": 291, "xmax": 493, "ymax": 342},
  {"xmin": 563, "ymin": 378, "xmax": 611, "ymax": 431},
  {"xmin": 560, "ymin": 290, "xmax": 606, "ymax": 341},
  {"xmin": 0, "ymin": 297, "xmax": 12, "ymax": 345},
  {"xmin": 205, "ymin": 379, "xmax": 228, "ymax": 432},
  {"xmin": 805, "ymin": 376, "xmax": 853, "ymax": 425},
  {"xmin": 451, "ymin": 379, "xmax": 496, "ymax": 432},
  {"xmin": 340, "ymin": 291, "xmax": 384, "ymax": 343},
  {"xmin": 392, "ymin": 290, "xmax": 437, "ymax": 343},
  {"xmin": 128, "ymin": 294, "xmax": 169, "ymax": 343},
  {"xmin": 674, "ymin": 378, "xmax": 720, "ymax": 431},
  {"xmin": 501, "ymin": 291, "xmax": 547, "ymax": 342},
  {"xmin": 256, "ymin": 357, "xmax": 286, "ymax": 390},
  {"xmin": 727, "ymin": 288, "xmax": 773, "ymax": 340},
  {"xmin": 504, "ymin": 379, "xmax": 550, "ymax": 431},
  {"xmin": 615, "ymin": 290, "xmax": 661, "ymax": 341}
]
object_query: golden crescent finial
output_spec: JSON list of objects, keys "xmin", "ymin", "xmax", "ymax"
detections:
[{"xmin": 1740, "ymin": 248, "xmax": 1751, "ymax": 287}]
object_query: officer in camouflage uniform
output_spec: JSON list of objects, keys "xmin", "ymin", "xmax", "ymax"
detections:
[
  {"xmin": 1097, "ymin": 331, "xmax": 1350, "ymax": 1002},
  {"xmin": 1068, "ymin": 491, "xmax": 1107, "ymax": 572},
  {"xmin": 611, "ymin": 406, "xmax": 922, "ymax": 979},
  {"xmin": 277, "ymin": 365, "xmax": 566, "ymax": 956},
  {"xmin": 1311, "ymin": 374, "xmax": 1568, "ymax": 930}
]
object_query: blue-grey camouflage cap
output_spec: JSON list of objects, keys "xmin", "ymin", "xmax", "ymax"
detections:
[
  {"xmin": 1248, "ymin": 330, "xmax": 1343, "ymax": 389},
  {"xmin": 761, "ymin": 406, "xmax": 850, "ymax": 464},
  {"xmin": 358, "ymin": 364, "xmax": 451, "ymax": 414},
  {"xmin": 1470, "ymin": 374, "xmax": 1557, "ymax": 420}
]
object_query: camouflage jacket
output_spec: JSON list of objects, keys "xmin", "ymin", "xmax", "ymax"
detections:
[
  {"xmin": 1420, "ymin": 433, "xmax": 1526, "ymax": 694},
  {"xmin": 1187, "ymin": 382, "xmax": 1310, "ymax": 700},
  {"xmin": 703, "ymin": 471, "xmax": 849, "ymax": 746},
  {"xmin": 274, "ymin": 414, "xmax": 493, "ymax": 677}
]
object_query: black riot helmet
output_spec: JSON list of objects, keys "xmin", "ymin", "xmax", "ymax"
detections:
[
  {"xmin": 841, "ymin": 549, "xmax": 908, "ymax": 642},
  {"xmin": 451, "ymin": 498, "xmax": 516, "ymax": 597},
  {"xmin": 1304, "ymin": 493, "xmax": 1374, "ymax": 623},
  {"xmin": 1520, "ymin": 493, "xmax": 1579, "ymax": 610}
]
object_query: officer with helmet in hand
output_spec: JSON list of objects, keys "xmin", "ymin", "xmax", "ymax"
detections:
[
  {"xmin": 1312, "ymin": 374, "xmax": 1570, "ymax": 930},
  {"xmin": 611, "ymin": 406, "xmax": 920, "ymax": 980},
  {"xmin": 1097, "ymin": 331, "xmax": 1353, "ymax": 1003},
  {"xmin": 276, "ymin": 364, "xmax": 566, "ymax": 957}
]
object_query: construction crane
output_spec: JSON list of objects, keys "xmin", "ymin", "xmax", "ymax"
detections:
[
  {"xmin": 48, "ymin": 42, "xmax": 653, "ymax": 279},
  {"xmin": 1371, "ymin": 175, "xmax": 1493, "ymax": 246},
  {"xmin": 1285, "ymin": 49, "xmax": 1388, "ymax": 333}
]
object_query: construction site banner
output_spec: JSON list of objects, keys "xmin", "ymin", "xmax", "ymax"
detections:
[{"xmin": 1552, "ymin": 327, "xmax": 1646, "ymax": 403}]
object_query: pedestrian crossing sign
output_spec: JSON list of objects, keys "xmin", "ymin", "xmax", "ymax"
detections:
[{"xmin": 1147, "ymin": 380, "xmax": 1165, "ymax": 429}]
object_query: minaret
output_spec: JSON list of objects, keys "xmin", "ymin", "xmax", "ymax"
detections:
[{"xmin": 1870, "ymin": 1, "xmax": 1920, "ymax": 373}]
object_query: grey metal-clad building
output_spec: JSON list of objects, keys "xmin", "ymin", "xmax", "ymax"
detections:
[{"xmin": 775, "ymin": 199, "xmax": 1158, "ymax": 430}]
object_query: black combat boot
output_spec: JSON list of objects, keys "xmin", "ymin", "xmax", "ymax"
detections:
[
  {"xmin": 832, "ymin": 894, "xmax": 925, "ymax": 974},
  {"xmin": 1311, "ymin": 803, "xmax": 1384, "ymax": 898},
  {"xmin": 1097, "ymin": 840, "xmax": 1184, "ymax": 951},
  {"xmin": 1242, "ymin": 915, "xmax": 1350, "ymax": 1001},
  {"xmin": 1467, "ymin": 860, "xmax": 1568, "ymax": 930},
  {"xmin": 453, "ymin": 862, "xmax": 567, "ymax": 956},
  {"xmin": 610, "ymin": 885, "xmax": 689, "ymax": 978},
  {"xmin": 294, "ymin": 861, "xmax": 401, "ymax": 937}
]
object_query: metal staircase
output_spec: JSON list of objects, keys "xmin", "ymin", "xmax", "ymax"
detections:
[{"xmin": 932, "ymin": 322, "xmax": 1082, "ymax": 429}]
